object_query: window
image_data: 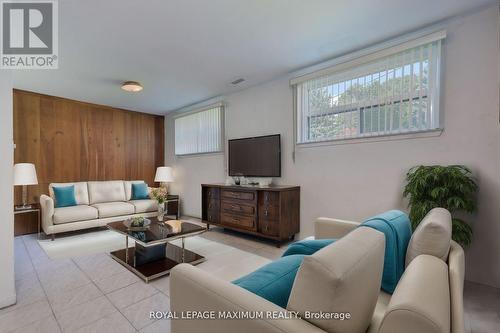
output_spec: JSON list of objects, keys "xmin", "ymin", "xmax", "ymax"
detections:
[
  {"xmin": 174, "ymin": 104, "xmax": 223, "ymax": 155},
  {"xmin": 293, "ymin": 33, "xmax": 444, "ymax": 144}
]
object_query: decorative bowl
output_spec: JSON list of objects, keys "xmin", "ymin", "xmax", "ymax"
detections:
[{"xmin": 123, "ymin": 218, "xmax": 151, "ymax": 230}]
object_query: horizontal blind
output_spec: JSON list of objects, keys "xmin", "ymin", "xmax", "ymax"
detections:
[
  {"xmin": 295, "ymin": 40, "xmax": 442, "ymax": 144},
  {"xmin": 175, "ymin": 105, "xmax": 223, "ymax": 155}
]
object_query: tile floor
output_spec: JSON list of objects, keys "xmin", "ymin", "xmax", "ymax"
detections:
[{"xmin": 1, "ymin": 218, "xmax": 499, "ymax": 333}]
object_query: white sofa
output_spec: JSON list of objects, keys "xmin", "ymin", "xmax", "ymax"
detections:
[
  {"xmin": 40, "ymin": 180, "xmax": 158, "ymax": 239},
  {"xmin": 170, "ymin": 208, "xmax": 466, "ymax": 333}
]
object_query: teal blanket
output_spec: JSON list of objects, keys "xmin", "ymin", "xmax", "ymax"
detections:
[
  {"xmin": 233, "ymin": 210, "xmax": 411, "ymax": 307},
  {"xmin": 361, "ymin": 210, "xmax": 412, "ymax": 293}
]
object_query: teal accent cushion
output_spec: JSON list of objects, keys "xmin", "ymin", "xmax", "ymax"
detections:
[
  {"xmin": 232, "ymin": 254, "xmax": 305, "ymax": 308},
  {"xmin": 282, "ymin": 239, "xmax": 336, "ymax": 257},
  {"xmin": 360, "ymin": 210, "xmax": 412, "ymax": 294},
  {"xmin": 131, "ymin": 183, "xmax": 149, "ymax": 200},
  {"xmin": 53, "ymin": 185, "xmax": 77, "ymax": 208}
]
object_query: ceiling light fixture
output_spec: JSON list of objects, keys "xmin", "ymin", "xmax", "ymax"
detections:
[
  {"xmin": 121, "ymin": 81, "xmax": 143, "ymax": 92},
  {"xmin": 230, "ymin": 78, "xmax": 245, "ymax": 85}
]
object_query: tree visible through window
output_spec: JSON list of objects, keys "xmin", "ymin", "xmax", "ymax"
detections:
[{"xmin": 295, "ymin": 39, "xmax": 442, "ymax": 144}]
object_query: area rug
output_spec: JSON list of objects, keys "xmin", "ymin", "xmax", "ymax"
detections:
[
  {"xmin": 38, "ymin": 229, "xmax": 136, "ymax": 259},
  {"xmin": 37, "ymin": 230, "xmax": 272, "ymax": 280}
]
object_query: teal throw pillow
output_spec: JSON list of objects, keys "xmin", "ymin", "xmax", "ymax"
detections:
[
  {"xmin": 131, "ymin": 182, "xmax": 150, "ymax": 200},
  {"xmin": 53, "ymin": 185, "xmax": 77, "ymax": 208},
  {"xmin": 282, "ymin": 239, "xmax": 336, "ymax": 257},
  {"xmin": 232, "ymin": 254, "xmax": 305, "ymax": 308}
]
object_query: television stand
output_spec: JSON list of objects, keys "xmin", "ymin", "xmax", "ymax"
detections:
[{"xmin": 201, "ymin": 183, "xmax": 300, "ymax": 246}]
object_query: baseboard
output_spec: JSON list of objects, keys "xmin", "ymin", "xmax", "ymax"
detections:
[{"xmin": 0, "ymin": 292, "xmax": 16, "ymax": 309}]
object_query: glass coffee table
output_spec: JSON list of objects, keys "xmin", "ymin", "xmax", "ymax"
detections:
[{"xmin": 107, "ymin": 218, "xmax": 206, "ymax": 283}]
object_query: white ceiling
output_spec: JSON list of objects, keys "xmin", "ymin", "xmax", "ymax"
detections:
[{"xmin": 12, "ymin": 0, "xmax": 495, "ymax": 114}]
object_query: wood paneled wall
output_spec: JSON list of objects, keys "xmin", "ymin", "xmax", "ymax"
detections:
[{"xmin": 13, "ymin": 89, "xmax": 165, "ymax": 205}]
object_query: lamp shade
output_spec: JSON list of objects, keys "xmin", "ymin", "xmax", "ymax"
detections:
[
  {"xmin": 154, "ymin": 166, "xmax": 173, "ymax": 183},
  {"xmin": 14, "ymin": 163, "xmax": 38, "ymax": 186}
]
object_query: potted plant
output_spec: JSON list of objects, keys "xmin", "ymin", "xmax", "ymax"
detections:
[
  {"xmin": 151, "ymin": 187, "xmax": 168, "ymax": 220},
  {"xmin": 403, "ymin": 165, "xmax": 478, "ymax": 246}
]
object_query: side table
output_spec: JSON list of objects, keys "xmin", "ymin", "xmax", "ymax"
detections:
[{"xmin": 14, "ymin": 203, "xmax": 41, "ymax": 238}]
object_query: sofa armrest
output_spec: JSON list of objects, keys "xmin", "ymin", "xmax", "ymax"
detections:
[
  {"xmin": 449, "ymin": 240, "xmax": 468, "ymax": 333},
  {"xmin": 170, "ymin": 264, "xmax": 326, "ymax": 333},
  {"xmin": 39, "ymin": 194, "xmax": 54, "ymax": 234},
  {"xmin": 378, "ymin": 255, "xmax": 450, "ymax": 333},
  {"xmin": 314, "ymin": 217, "xmax": 360, "ymax": 239}
]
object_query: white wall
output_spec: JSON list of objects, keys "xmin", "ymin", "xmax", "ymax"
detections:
[
  {"xmin": 166, "ymin": 6, "xmax": 500, "ymax": 288},
  {"xmin": 0, "ymin": 72, "xmax": 16, "ymax": 308}
]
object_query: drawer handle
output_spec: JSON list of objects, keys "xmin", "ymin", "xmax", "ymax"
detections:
[
  {"xmin": 208, "ymin": 215, "xmax": 212, "ymax": 221},
  {"xmin": 264, "ymin": 210, "xmax": 269, "ymax": 216},
  {"xmin": 231, "ymin": 205, "xmax": 240, "ymax": 210}
]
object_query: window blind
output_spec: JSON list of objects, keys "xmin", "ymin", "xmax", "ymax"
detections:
[
  {"xmin": 294, "ymin": 38, "xmax": 443, "ymax": 144},
  {"xmin": 174, "ymin": 105, "xmax": 223, "ymax": 155}
]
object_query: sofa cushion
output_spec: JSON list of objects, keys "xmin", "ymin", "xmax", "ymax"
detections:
[
  {"xmin": 52, "ymin": 185, "xmax": 77, "ymax": 208},
  {"xmin": 53, "ymin": 205, "xmax": 98, "ymax": 224},
  {"xmin": 232, "ymin": 254, "xmax": 306, "ymax": 308},
  {"xmin": 406, "ymin": 208, "xmax": 452, "ymax": 267},
  {"xmin": 91, "ymin": 202, "xmax": 135, "ymax": 218},
  {"xmin": 287, "ymin": 227, "xmax": 385, "ymax": 333},
  {"xmin": 129, "ymin": 199, "xmax": 158, "ymax": 213},
  {"xmin": 361, "ymin": 210, "xmax": 412, "ymax": 294},
  {"xmin": 131, "ymin": 183, "xmax": 150, "ymax": 200},
  {"xmin": 282, "ymin": 239, "xmax": 335, "ymax": 257},
  {"xmin": 50, "ymin": 182, "xmax": 89, "ymax": 205},
  {"xmin": 88, "ymin": 181, "xmax": 126, "ymax": 204},
  {"xmin": 124, "ymin": 180, "xmax": 146, "ymax": 201}
]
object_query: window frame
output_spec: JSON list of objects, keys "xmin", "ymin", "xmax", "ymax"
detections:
[
  {"xmin": 292, "ymin": 30, "xmax": 445, "ymax": 146},
  {"xmin": 174, "ymin": 103, "xmax": 225, "ymax": 156}
]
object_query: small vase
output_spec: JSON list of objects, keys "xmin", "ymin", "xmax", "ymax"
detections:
[{"xmin": 157, "ymin": 202, "xmax": 165, "ymax": 221}]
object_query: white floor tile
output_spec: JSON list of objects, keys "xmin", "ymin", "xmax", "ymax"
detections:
[
  {"xmin": 0, "ymin": 273, "xmax": 46, "ymax": 315},
  {"xmin": 140, "ymin": 319, "xmax": 171, "ymax": 333},
  {"xmin": 10, "ymin": 314, "xmax": 61, "ymax": 333},
  {"xmin": 149, "ymin": 276, "xmax": 170, "ymax": 296},
  {"xmin": 0, "ymin": 299, "xmax": 53, "ymax": 332},
  {"xmin": 107, "ymin": 282, "xmax": 158, "ymax": 309},
  {"xmin": 94, "ymin": 270, "xmax": 140, "ymax": 294},
  {"xmin": 55, "ymin": 296, "xmax": 117, "ymax": 333},
  {"xmin": 122, "ymin": 293, "xmax": 170, "ymax": 330},
  {"xmin": 48, "ymin": 282, "xmax": 103, "ymax": 314},
  {"xmin": 73, "ymin": 311, "xmax": 136, "ymax": 333}
]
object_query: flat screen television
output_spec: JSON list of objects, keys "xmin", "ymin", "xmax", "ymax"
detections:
[{"xmin": 228, "ymin": 134, "xmax": 281, "ymax": 177}]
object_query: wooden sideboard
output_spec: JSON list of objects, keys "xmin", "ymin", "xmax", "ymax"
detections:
[{"xmin": 201, "ymin": 184, "xmax": 300, "ymax": 246}]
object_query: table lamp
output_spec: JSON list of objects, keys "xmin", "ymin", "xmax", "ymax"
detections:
[
  {"xmin": 14, "ymin": 163, "xmax": 38, "ymax": 209},
  {"xmin": 154, "ymin": 166, "xmax": 174, "ymax": 194}
]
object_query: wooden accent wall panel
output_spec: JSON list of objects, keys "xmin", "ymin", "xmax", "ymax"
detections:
[{"xmin": 13, "ymin": 89, "xmax": 165, "ymax": 205}]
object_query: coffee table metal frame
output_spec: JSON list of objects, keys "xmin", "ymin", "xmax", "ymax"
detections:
[{"xmin": 108, "ymin": 222, "xmax": 206, "ymax": 283}]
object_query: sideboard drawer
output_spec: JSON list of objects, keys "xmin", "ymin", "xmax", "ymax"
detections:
[
  {"xmin": 205, "ymin": 187, "xmax": 220, "ymax": 200},
  {"xmin": 261, "ymin": 191, "xmax": 279, "ymax": 205},
  {"xmin": 206, "ymin": 210, "xmax": 219, "ymax": 224},
  {"xmin": 258, "ymin": 218, "xmax": 279, "ymax": 237},
  {"xmin": 221, "ymin": 202, "xmax": 256, "ymax": 215},
  {"xmin": 221, "ymin": 190, "xmax": 256, "ymax": 202},
  {"xmin": 221, "ymin": 213, "xmax": 256, "ymax": 230},
  {"xmin": 206, "ymin": 199, "xmax": 219, "ymax": 211},
  {"xmin": 259, "ymin": 204, "xmax": 279, "ymax": 220}
]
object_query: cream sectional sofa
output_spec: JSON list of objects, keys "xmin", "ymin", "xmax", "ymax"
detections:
[
  {"xmin": 170, "ymin": 208, "xmax": 466, "ymax": 333},
  {"xmin": 40, "ymin": 180, "xmax": 158, "ymax": 239}
]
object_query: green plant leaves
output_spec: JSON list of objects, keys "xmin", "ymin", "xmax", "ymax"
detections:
[{"xmin": 403, "ymin": 165, "xmax": 477, "ymax": 247}]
